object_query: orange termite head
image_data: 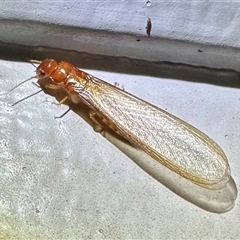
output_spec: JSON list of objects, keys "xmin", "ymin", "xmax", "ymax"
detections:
[
  {"xmin": 36, "ymin": 59, "xmax": 58, "ymax": 79},
  {"xmin": 2, "ymin": 59, "xmax": 59, "ymax": 96}
]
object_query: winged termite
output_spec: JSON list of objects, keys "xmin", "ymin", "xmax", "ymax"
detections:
[{"xmin": 5, "ymin": 58, "xmax": 232, "ymax": 191}]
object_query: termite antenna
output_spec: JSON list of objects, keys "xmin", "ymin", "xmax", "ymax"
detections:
[
  {"xmin": 5, "ymin": 75, "xmax": 38, "ymax": 94},
  {"xmin": 0, "ymin": 60, "xmax": 41, "ymax": 96},
  {"xmin": 0, "ymin": 76, "xmax": 36, "ymax": 96},
  {"xmin": 30, "ymin": 59, "xmax": 42, "ymax": 68},
  {"xmin": 10, "ymin": 59, "xmax": 42, "ymax": 91}
]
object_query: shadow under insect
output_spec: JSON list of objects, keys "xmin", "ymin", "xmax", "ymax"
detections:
[{"xmin": 36, "ymin": 77, "xmax": 237, "ymax": 214}]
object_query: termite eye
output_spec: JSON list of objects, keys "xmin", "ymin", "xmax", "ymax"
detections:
[{"xmin": 39, "ymin": 70, "xmax": 45, "ymax": 77}]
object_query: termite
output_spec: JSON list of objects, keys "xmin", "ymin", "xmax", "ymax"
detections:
[{"xmin": 6, "ymin": 59, "xmax": 231, "ymax": 190}]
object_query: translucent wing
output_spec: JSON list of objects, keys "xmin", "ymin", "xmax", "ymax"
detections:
[{"xmin": 73, "ymin": 75, "xmax": 230, "ymax": 190}]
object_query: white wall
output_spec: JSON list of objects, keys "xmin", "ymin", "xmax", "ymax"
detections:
[{"xmin": 1, "ymin": 1, "xmax": 240, "ymax": 69}]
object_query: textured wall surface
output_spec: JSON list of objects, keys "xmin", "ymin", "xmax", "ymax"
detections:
[
  {"xmin": 1, "ymin": 1, "xmax": 240, "ymax": 69},
  {"xmin": 1, "ymin": 0, "xmax": 240, "ymax": 46}
]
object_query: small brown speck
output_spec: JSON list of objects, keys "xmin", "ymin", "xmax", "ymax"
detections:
[{"xmin": 146, "ymin": 17, "xmax": 152, "ymax": 36}]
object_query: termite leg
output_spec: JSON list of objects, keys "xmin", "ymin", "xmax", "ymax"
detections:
[
  {"xmin": 45, "ymin": 84, "xmax": 62, "ymax": 90},
  {"xmin": 32, "ymin": 82, "xmax": 41, "ymax": 88},
  {"xmin": 114, "ymin": 82, "xmax": 125, "ymax": 91},
  {"xmin": 101, "ymin": 118, "xmax": 123, "ymax": 137},
  {"xmin": 54, "ymin": 108, "xmax": 71, "ymax": 119},
  {"xmin": 44, "ymin": 84, "xmax": 68, "ymax": 105},
  {"xmin": 89, "ymin": 111, "xmax": 123, "ymax": 138},
  {"xmin": 89, "ymin": 110, "xmax": 105, "ymax": 135},
  {"xmin": 52, "ymin": 96, "xmax": 68, "ymax": 106}
]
